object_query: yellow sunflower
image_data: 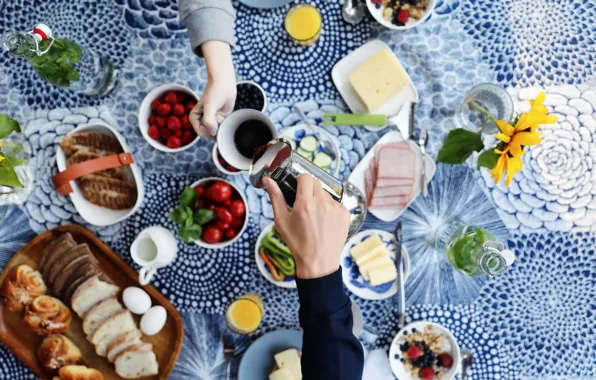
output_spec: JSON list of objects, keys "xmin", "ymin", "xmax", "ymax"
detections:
[{"xmin": 490, "ymin": 92, "xmax": 558, "ymax": 185}]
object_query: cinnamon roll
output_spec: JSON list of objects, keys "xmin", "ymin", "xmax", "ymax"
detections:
[
  {"xmin": 37, "ymin": 334, "xmax": 81, "ymax": 372},
  {"xmin": 24, "ymin": 295, "xmax": 72, "ymax": 335},
  {"xmin": 1, "ymin": 264, "xmax": 47, "ymax": 312}
]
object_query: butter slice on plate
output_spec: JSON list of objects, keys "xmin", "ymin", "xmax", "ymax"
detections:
[
  {"xmin": 369, "ymin": 264, "xmax": 398, "ymax": 286},
  {"xmin": 274, "ymin": 349, "xmax": 302, "ymax": 380},
  {"xmin": 269, "ymin": 368, "xmax": 294, "ymax": 380},
  {"xmin": 350, "ymin": 233, "xmax": 384, "ymax": 261},
  {"xmin": 348, "ymin": 49, "xmax": 409, "ymax": 112}
]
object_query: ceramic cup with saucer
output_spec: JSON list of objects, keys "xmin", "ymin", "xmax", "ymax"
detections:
[
  {"xmin": 216, "ymin": 109, "xmax": 277, "ymax": 171},
  {"xmin": 130, "ymin": 226, "xmax": 178, "ymax": 285}
]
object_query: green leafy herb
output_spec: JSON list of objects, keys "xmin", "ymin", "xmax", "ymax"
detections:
[
  {"xmin": 179, "ymin": 224, "xmax": 203, "ymax": 243},
  {"xmin": 28, "ymin": 38, "xmax": 82, "ymax": 88},
  {"xmin": 477, "ymin": 149, "xmax": 500, "ymax": 170},
  {"xmin": 193, "ymin": 209, "xmax": 214, "ymax": 225},
  {"xmin": 179, "ymin": 186, "xmax": 198, "ymax": 209},
  {"xmin": 436, "ymin": 129, "xmax": 484, "ymax": 164},
  {"xmin": 0, "ymin": 153, "xmax": 23, "ymax": 188},
  {"xmin": 0, "ymin": 114, "xmax": 21, "ymax": 139}
]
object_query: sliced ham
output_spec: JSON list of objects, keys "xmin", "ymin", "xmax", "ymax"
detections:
[
  {"xmin": 370, "ymin": 195, "xmax": 409, "ymax": 208},
  {"xmin": 376, "ymin": 148, "xmax": 416, "ymax": 179},
  {"xmin": 376, "ymin": 178, "xmax": 414, "ymax": 187},
  {"xmin": 371, "ymin": 185, "xmax": 412, "ymax": 198}
]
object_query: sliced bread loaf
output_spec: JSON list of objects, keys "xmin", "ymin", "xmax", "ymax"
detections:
[
  {"xmin": 83, "ymin": 297, "xmax": 123, "ymax": 337},
  {"xmin": 115, "ymin": 343, "xmax": 159, "ymax": 379},
  {"xmin": 39, "ymin": 233, "xmax": 76, "ymax": 274},
  {"xmin": 45, "ymin": 244, "xmax": 91, "ymax": 287},
  {"xmin": 63, "ymin": 266, "xmax": 100, "ymax": 303},
  {"xmin": 90, "ymin": 310, "xmax": 136, "ymax": 356},
  {"xmin": 53, "ymin": 254, "xmax": 99, "ymax": 298},
  {"xmin": 72, "ymin": 276, "xmax": 119, "ymax": 318},
  {"xmin": 107, "ymin": 330, "xmax": 142, "ymax": 363}
]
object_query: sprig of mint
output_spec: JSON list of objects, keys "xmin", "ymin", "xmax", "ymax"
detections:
[
  {"xmin": 169, "ymin": 186, "xmax": 214, "ymax": 243},
  {"xmin": 29, "ymin": 38, "xmax": 82, "ymax": 88}
]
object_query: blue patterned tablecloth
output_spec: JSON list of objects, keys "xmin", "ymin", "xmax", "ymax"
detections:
[{"xmin": 1, "ymin": 0, "xmax": 595, "ymax": 379}]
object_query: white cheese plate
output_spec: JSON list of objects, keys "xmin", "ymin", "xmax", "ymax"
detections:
[
  {"xmin": 331, "ymin": 39, "xmax": 419, "ymax": 131},
  {"xmin": 55, "ymin": 122, "xmax": 144, "ymax": 226},
  {"xmin": 348, "ymin": 130, "xmax": 435, "ymax": 222}
]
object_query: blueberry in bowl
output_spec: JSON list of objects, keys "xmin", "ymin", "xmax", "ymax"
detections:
[{"xmin": 234, "ymin": 80, "xmax": 267, "ymax": 113}]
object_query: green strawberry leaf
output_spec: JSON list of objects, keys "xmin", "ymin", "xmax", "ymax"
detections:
[{"xmin": 436, "ymin": 129, "xmax": 484, "ymax": 164}]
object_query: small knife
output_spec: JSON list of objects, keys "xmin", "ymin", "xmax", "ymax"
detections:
[{"xmin": 394, "ymin": 221, "xmax": 406, "ymax": 327}]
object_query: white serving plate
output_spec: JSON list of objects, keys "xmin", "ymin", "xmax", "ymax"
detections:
[
  {"xmin": 340, "ymin": 229, "xmax": 410, "ymax": 301},
  {"xmin": 55, "ymin": 122, "xmax": 145, "ymax": 226},
  {"xmin": 331, "ymin": 40, "xmax": 419, "ymax": 131},
  {"xmin": 366, "ymin": 0, "xmax": 436, "ymax": 31},
  {"xmin": 280, "ymin": 123, "xmax": 341, "ymax": 177},
  {"xmin": 389, "ymin": 321, "xmax": 461, "ymax": 380},
  {"xmin": 348, "ymin": 130, "xmax": 435, "ymax": 222},
  {"xmin": 254, "ymin": 222, "xmax": 296, "ymax": 289}
]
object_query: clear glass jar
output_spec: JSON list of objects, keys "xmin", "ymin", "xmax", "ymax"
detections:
[{"xmin": 454, "ymin": 83, "xmax": 514, "ymax": 134}]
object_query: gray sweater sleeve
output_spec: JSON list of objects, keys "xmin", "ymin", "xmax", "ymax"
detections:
[{"xmin": 178, "ymin": 0, "xmax": 236, "ymax": 57}]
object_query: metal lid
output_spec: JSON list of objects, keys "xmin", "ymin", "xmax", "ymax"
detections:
[{"xmin": 249, "ymin": 139, "xmax": 292, "ymax": 189}]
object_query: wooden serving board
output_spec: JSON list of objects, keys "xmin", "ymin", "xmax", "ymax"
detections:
[{"xmin": 0, "ymin": 225, "xmax": 184, "ymax": 380}]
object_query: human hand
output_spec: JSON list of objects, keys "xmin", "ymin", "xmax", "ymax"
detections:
[
  {"xmin": 189, "ymin": 41, "xmax": 237, "ymax": 139},
  {"xmin": 265, "ymin": 174, "xmax": 351, "ymax": 279}
]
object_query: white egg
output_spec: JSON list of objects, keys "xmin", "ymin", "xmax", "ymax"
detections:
[
  {"xmin": 140, "ymin": 306, "xmax": 167, "ymax": 336},
  {"xmin": 122, "ymin": 287, "xmax": 152, "ymax": 315}
]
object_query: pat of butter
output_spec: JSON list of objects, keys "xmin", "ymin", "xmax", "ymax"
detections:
[
  {"xmin": 355, "ymin": 244, "xmax": 390, "ymax": 267},
  {"xmin": 274, "ymin": 349, "xmax": 302, "ymax": 380},
  {"xmin": 269, "ymin": 368, "xmax": 294, "ymax": 380},
  {"xmin": 359, "ymin": 255, "xmax": 394, "ymax": 281},
  {"xmin": 368, "ymin": 264, "xmax": 398, "ymax": 286},
  {"xmin": 348, "ymin": 49, "xmax": 409, "ymax": 112},
  {"xmin": 350, "ymin": 234, "xmax": 384, "ymax": 261}
]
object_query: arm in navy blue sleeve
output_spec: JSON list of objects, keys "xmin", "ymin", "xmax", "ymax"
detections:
[{"xmin": 296, "ymin": 268, "xmax": 364, "ymax": 380}]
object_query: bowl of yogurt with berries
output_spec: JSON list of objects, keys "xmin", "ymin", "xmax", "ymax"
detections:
[
  {"xmin": 366, "ymin": 0, "xmax": 436, "ymax": 30},
  {"xmin": 389, "ymin": 321, "xmax": 460, "ymax": 380}
]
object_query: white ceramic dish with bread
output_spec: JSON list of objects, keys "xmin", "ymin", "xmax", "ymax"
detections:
[
  {"xmin": 331, "ymin": 40, "xmax": 419, "ymax": 131},
  {"xmin": 55, "ymin": 122, "xmax": 145, "ymax": 227}
]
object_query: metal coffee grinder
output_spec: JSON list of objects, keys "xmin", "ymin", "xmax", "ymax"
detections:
[{"xmin": 249, "ymin": 139, "xmax": 366, "ymax": 238}]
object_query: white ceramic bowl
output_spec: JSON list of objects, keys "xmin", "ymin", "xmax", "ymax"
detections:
[
  {"xmin": 216, "ymin": 109, "xmax": 277, "ymax": 171},
  {"xmin": 138, "ymin": 83, "xmax": 201, "ymax": 153},
  {"xmin": 236, "ymin": 80, "xmax": 268, "ymax": 113},
  {"xmin": 55, "ymin": 122, "xmax": 145, "ymax": 226},
  {"xmin": 389, "ymin": 321, "xmax": 461, "ymax": 380},
  {"xmin": 189, "ymin": 177, "xmax": 249, "ymax": 249},
  {"xmin": 366, "ymin": 0, "xmax": 436, "ymax": 30},
  {"xmin": 212, "ymin": 143, "xmax": 243, "ymax": 176}
]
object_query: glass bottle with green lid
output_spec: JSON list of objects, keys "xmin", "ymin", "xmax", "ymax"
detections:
[
  {"xmin": 435, "ymin": 220, "xmax": 515, "ymax": 277},
  {"xmin": 1, "ymin": 24, "xmax": 117, "ymax": 96}
]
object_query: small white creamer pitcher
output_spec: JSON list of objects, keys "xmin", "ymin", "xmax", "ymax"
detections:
[{"xmin": 130, "ymin": 226, "xmax": 177, "ymax": 285}]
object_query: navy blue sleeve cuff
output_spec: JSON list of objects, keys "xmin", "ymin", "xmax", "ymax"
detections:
[{"xmin": 296, "ymin": 268, "xmax": 349, "ymax": 317}]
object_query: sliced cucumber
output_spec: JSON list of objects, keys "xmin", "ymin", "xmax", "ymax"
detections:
[
  {"xmin": 296, "ymin": 147, "xmax": 313, "ymax": 160},
  {"xmin": 299, "ymin": 135, "xmax": 318, "ymax": 152},
  {"xmin": 285, "ymin": 138, "xmax": 297, "ymax": 151},
  {"xmin": 313, "ymin": 152, "xmax": 333, "ymax": 168}
]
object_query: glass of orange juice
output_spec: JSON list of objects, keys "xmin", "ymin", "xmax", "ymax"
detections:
[
  {"xmin": 225, "ymin": 293, "xmax": 264, "ymax": 334},
  {"xmin": 284, "ymin": 3, "xmax": 322, "ymax": 46}
]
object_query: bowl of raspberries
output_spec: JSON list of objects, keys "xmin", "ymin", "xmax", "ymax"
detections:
[
  {"xmin": 139, "ymin": 84, "xmax": 200, "ymax": 152},
  {"xmin": 389, "ymin": 321, "xmax": 460, "ymax": 380},
  {"xmin": 367, "ymin": 0, "xmax": 435, "ymax": 30}
]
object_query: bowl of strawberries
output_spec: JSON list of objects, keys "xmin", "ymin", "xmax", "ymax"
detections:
[
  {"xmin": 139, "ymin": 84, "xmax": 200, "ymax": 152},
  {"xmin": 169, "ymin": 177, "xmax": 249, "ymax": 249}
]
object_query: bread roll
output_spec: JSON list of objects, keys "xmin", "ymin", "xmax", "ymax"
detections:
[
  {"xmin": 58, "ymin": 365, "xmax": 104, "ymax": 380},
  {"xmin": 37, "ymin": 334, "xmax": 81, "ymax": 372},
  {"xmin": 1, "ymin": 264, "xmax": 47, "ymax": 312},
  {"xmin": 24, "ymin": 295, "xmax": 72, "ymax": 335}
]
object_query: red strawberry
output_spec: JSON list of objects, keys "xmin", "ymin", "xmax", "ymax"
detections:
[
  {"xmin": 148, "ymin": 115, "xmax": 157, "ymax": 125},
  {"xmin": 186, "ymin": 100, "xmax": 197, "ymax": 111},
  {"xmin": 156, "ymin": 116, "xmax": 166, "ymax": 128},
  {"xmin": 438, "ymin": 354, "xmax": 453, "ymax": 368},
  {"xmin": 371, "ymin": 0, "xmax": 382, "ymax": 3},
  {"xmin": 151, "ymin": 99, "xmax": 161, "ymax": 111},
  {"xmin": 167, "ymin": 116, "xmax": 182, "ymax": 131},
  {"xmin": 157, "ymin": 103, "xmax": 172, "ymax": 117},
  {"xmin": 160, "ymin": 128, "xmax": 172, "ymax": 141},
  {"xmin": 397, "ymin": 10, "xmax": 409, "ymax": 23},
  {"xmin": 176, "ymin": 92, "xmax": 188, "ymax": 103},
  {"xmin": 173, "ymin": 104, "xmax": 186, "ymax": 117},
  {"xmin": 181, "ymin": 130, "xmax": 194, "ymax": 145},
  {"xmin": 181, "ymin": 114, "xmax": 192, "ymax": 129},
  {"xmin": 406, "ymin": 346, "xmax": 422, "ymax": 359},
  {"xmin": 147, "ymin": 125, "xmax": 160, "ymax": 140},
  {"xmin": 174, "ymin": 129, "xmax": 182, "ymax": 137},
  {"xmin": 167, "ymin": 136, "xmax": 182, "ymax": 149},
  {"xmin": 419, "ymin": 367, "xmax": 434, "ymax": 380},
  {"xmin": 164, "ymin": 91, "xmax": 178, "ymax": 105}
]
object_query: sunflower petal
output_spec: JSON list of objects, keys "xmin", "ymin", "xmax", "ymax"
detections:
[
  {"xmin": 496, "ymin": 120, "xmax": 515, "ymax": 136},
  {"xmin": 491, "ymin": 154, "xmax": 507, "ymax": 184},
  {"xmin": 508, "ymin": 143, "xmax": 524, "ymax": 157},
  {"xmin": 513, "ymin": 131, "xmax": 542, "ymax": 146},
  {"xmin": 493, "ymin": 133, "xmax": 511, "ymax": 143},
  {"xmin": 505, "ymin": 155, "xmax": 523, "ymax": 186}
]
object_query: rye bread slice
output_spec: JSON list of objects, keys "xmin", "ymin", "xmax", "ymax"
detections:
[
  {"xmin": 53, "ymin": 254, "xmax": 100, "ymax": 297},
  {"xmin": 45, "ymin": 244, "xmax": 92, "ymax": 287},
  {"xmin": 63, "ymin": 267, "xmax": 101, "ymax": 304},
  {"xmin": 39, "ymin": 233, "xmax": 76, "ymax": 274}
]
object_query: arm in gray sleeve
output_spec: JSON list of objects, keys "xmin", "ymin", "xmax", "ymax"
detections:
[{"xmin": 178, "ymin": 0, "xmax": 236, "ymax": 56}]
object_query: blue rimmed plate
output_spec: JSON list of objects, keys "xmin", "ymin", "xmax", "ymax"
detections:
[
  {"xmin": 238, "ymin": 330, "xmax": 303, "ymax": 380},
  {"xmin": 237, "ymin": 0, "xmax": 294, "ymax": 9},
  {"xmin": 255, "ymin": 222, "xmax": 297, "ymax": 289},
  {"xmin": 340, "ymin": 229, "xmax": 410, "ymax": 300},
  {"xmin": 280, "ymin": 123, "xmax": 341, "ymax": 176}
]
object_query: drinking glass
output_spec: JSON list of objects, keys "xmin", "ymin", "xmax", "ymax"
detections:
[
  {"xmin": 455, "ymin": 84, "xmax": 514, "ymax": 133},
  {"xmin": 285, "ymin": 3, "xmax": 322, "ymax": 46},
  {"xmin": 225, "ymin": 293, "xmax": 264, "ymax": 334}
]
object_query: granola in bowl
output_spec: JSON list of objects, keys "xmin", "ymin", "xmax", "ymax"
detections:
[
  {"xmin": 389, "ymin": 322, "xmax": 460, "ymax": 380},
  {"xmin": 367, "ymin": 0, "xmax": 435, "ymax": 29}
]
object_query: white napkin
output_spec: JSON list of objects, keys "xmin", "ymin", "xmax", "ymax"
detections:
[{"xmin": 362, "ymin": 349, "xmax": 394, "ymax": 380}]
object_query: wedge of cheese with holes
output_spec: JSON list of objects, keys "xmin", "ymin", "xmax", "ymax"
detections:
[
  {"xmin": 269, "ymin": 368, "xmax": 294, "ymax": 380},
  {"xmin": 350, "ymin": 234, "xmax": 384, "ymax": 262},
  {"xmin": 359, "ymin": 255, "xmax": 394, "ymax": 281},
  {"xmin": 348, "ymin": 49, "xmax": 409, "ymax": 112}
]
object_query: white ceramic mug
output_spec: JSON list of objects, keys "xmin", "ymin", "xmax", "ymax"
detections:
[
  {"xmin": 216, "ymin": 109, "xmax": 277, "ymax": 171},
  {"xmin": 130, "ymin": 226, "xmax": 178, "ymax": 285}
]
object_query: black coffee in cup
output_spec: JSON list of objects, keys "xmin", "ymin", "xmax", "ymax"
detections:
[{"xmin": 233, "ymin": 120, "xmax": 274, "ymax": 159}]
